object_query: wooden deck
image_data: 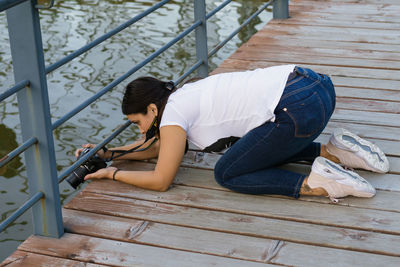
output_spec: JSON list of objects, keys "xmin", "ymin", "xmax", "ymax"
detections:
[{"xmin": 2, "ymin": 0, "xmax": 400, "ymax": 266}]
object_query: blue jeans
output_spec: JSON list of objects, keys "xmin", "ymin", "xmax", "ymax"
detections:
[{"xmin": 214, "ymin": 67, "xmax": 336, "ymax": 198}]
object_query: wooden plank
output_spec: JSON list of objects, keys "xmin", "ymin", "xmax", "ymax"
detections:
[
  {"xmin": 240, "ymin": 43, "xmax": 400, "ymax": 62},
  {"xmin": 335, "ymin": 98, "xmax": 400, "ymax": 113},
  {"xmin": 231, "ymin": 50, "xmax": 400, "ymax": 71},
  {"xmin": 111, "ymin": 159, "xmax": 400, "ymax": 213},
  {"xmin": 62, "ymin": 208, "xmax": 400, "ymax": 267},
  {"xmin": 213, "ymin": 67, "xmax": 400, "ymax": 93},
  {"xmin": 258, "ymin": 25, "xmax": 400, "ymax": 44},
  {"xmin": 18, "ymin": 234, "xmax": 272, "ymax": 267},
  {"xmin": 293, "ymin": 0, "xmax": 400, "ymax": 6},
  {"xmin": 217, "ymin": 59, "xmax": 400, "ymax": 82},
  {"xmin": 65, "ymin": 190, "xmax": 400, "ymax": 257},
  {"xmin": 270, "ymin": 15, "xmax": 400, "ymax": 29},
  {"xmin": 335, "ymin": 88, "xmax": 400, "ymax": 103},
  {"xmin": 0, "ymin": 250, "xmax": 102, "ymax": 267},
  {"xmin": 324, "ymin": 121, "xmax": 399, "ymax": 142},
  {"xmin": 387, "ymin": 157, "xmax": 400, "ymax": 174},
  {"xmin": 235, "ymin": 43, "xmax": 400, "ymax": 61},
  {"xmin": 211, "ymin": 66, "xmax": 400, "ymax": 91},
  {"xmin": 255, "ymin": 29, "xmax": 400, "ymax": 46},
  {"xmin": 331, "ymin": 109, "xmax": 400, "ymax": 127},
  {"xmin": 287, "ymin": 11, "xmax": 400, "ymax": 24},
  {"xmin": 220, "ymin": 58, "xmax": 400, "ymax": 81},
  {"xmin": 63, "ymin": 209, "xmax": 283, "ymax": 264},
  {"xmin": 294, "ymin": 0, "xmax": 400, "ymax": 4},
  {"xmin": 331, "ymin": 76, "xmax": 400, "ymax": 91},
  {"xmin": 87, "ymin": 168, "xmax": 400, "ymax": 212},
  {"xmin": 290, "ymin": 1, "xmax": 400, "ymax": 15},
  {"xmin": 247, "ymin": 35, "xmax": 400, "ymax": 53},
  {"xmin": 275, "ymin": 242, "xmax": 400, "ymax": 267},
  {"xmin": 71, "ymin": 187, "xmax": 400, "ymax": 236},
  {"xmin": 292, "ymin": 1, "xmax": 400, "ymax": 11},
  {"xmin": 291, "ymin": 1, "xmax": 400, "ymax": 11}
]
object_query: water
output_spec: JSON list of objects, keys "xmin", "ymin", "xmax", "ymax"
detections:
[{"xmin": 0, "ymin": 0, "xmax": 271, "ymax": 261}]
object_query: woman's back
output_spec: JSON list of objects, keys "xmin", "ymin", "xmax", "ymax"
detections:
[{"xmin": 160, "ymin": 64, "xmax": 295, "ymax": 149}]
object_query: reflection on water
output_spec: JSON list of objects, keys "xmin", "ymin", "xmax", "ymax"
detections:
[
  {"xmin": 0, "ymin": 124, "xmax": 23, "ymax": 178},
  {"xmin": 0, "ymin": 0, "xmax": 271, "ymax": 261}
]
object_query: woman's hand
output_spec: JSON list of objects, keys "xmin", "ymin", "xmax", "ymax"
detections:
[
  {"xmin": 75, "ymin": 143, "xmax": 106, "ymax": 159},
  {"xmin": 76, "ymin": 126, "xmax": 186, "ymax": 191},
  {"xmin": 84, "ymin": 166, "xmax": 118, "ymax": 181}
]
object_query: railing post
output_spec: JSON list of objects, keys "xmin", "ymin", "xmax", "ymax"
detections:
[
  {"xmin": 273, "ymin": 0, "xmax": 289, "ymax": 19},
  {"xmin": 6, "ymin": 1, "xmax": 63, "ymax": 237},
  {"xmin": 194, "ymin": 0, "xmax": 208, "ymax": 78}
]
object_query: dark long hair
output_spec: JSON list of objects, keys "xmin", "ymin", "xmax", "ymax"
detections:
[
  {"xmin": 122, "ymin": 77, "xmax": 175, "ymax": 122},
  {"xmin": 122, "ymin": 76, "xmax": 197, "ymax": 153}
]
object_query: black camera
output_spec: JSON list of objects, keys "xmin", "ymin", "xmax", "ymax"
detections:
[{"xmin": 66, "ymin": 148, "xmax": 107, "ymax": 189}]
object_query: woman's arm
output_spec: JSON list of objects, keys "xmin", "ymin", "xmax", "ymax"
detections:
[
  {"xmin": 75, "ymin": 136, "xmax": 160, "ymax": 161},
  {"xmin": 105, "ymin": 137, "xmax": 160, "ymax": 160},
  {"xmin": 84, "ymin": 125, "xmax": 187, "ymax": 191}
]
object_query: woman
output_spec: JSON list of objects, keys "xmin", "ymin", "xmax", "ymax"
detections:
[{"xmin": 76, "ymin": 65, "xmax": 389, "ymax": 202}]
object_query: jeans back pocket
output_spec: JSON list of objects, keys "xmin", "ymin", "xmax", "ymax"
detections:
[{"xmin": 283, "ymin": 91, "xmax": 326, "ymax": 138}]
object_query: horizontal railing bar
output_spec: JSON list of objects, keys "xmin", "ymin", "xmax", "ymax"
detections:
[
  {"xmin": 0, "ymin": 137, "xmax": 37, "ymax": 168},
  {"xmin": 206, "ymin": 0, "xmax": 232, "ymax": 20},
  {"xmin": 52, "ymin": 20, "xmax": 202, "ymax": 130},
  {"xmin": 0, "ymin": 191, "xmax": 43, "ymax": 232},
  {"xmin": 174, "ymin": 60, "xmax": 203, "ymax": 86},
  {"xmin": 45, "ymin": 0, "xmax": 172, "ymax": 74},
  {"xmin": 0, "ymin": 79, "xmax": 29, "ymax": 102},
  {"xmin": 208, "ymin": 0, "xmax": 273, "ymax": 58},
  {"xmin": 58, "ymin": 120, "xmax": 132, "ymax": 183},
  {"xmin": 0, "ymin": 0, "xmax": 28, "ymax": 12}
]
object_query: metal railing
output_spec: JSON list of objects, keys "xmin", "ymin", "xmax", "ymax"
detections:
[{"xmin": 0, "ymin": 0, "xmax": 288, "ymax": 238}]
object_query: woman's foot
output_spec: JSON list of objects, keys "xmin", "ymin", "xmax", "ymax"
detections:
[
  {"xmin": 306, "ymin": 157, "xmax": 375, "ymax": 202},
  {"xmin": 300, "ymin": 177, "xmax": 328, "ymax": 197},
  {"xmin": 320, "ymin": 144, "xmax": 340, "ymax": 163},
  {"xmin": 326, "ymin": 128, "xmax": 389, "ymax": 173}
]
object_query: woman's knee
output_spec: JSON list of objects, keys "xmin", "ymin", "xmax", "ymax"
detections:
[{"xmin": 214, "ymin": 158, "xmax": 229, "ymax": 186}]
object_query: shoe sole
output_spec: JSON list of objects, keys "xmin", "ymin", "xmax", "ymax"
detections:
[
  {"xmin": 312, "ymin": 157, "xmax": 376, "ymax": 198},
  {"xmin": 329, "ymin": 128, "xmax": 389, "ymax": 173}
]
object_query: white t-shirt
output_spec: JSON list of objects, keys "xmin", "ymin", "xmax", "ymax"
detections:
[{"xmin": 160, "ymin": 64, "xmax": 295, "ymax": 150}]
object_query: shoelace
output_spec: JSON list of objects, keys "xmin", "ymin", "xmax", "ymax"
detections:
[
  {"xmin": 329, "ymin": 196, "xmax": 340, "ymax": 203},
  {"xmin": 328, "ymin": 196, "xmax": 342, "ymax": 204}
]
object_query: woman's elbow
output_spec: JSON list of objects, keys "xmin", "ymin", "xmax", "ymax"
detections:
[
  {"xmin": 152, "ymin": 175, "xmax": 172, "ymax": 192},
  {"xmin": 157, "ymin": 185, "xmax": 170, "ymax": 192},
  {"xmin": 153, "ymin": 182, "xmax": 170, "ymax": 192}
]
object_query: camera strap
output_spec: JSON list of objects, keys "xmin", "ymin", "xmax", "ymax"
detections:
[
  {"xmin": 103, "ymin": 116, "xmax": 159, "ymax": 162},
  {"xmin": 103, "ymin": 137, "xmax": 158, "ymax": 162}
]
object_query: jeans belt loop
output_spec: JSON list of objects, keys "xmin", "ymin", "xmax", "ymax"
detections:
[{"xmin": 287, "ymin": 66, "xmax": 298, "ymax": 82}]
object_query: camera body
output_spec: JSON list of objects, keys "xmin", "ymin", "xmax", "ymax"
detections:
[{"xmin": 66, "ymin": 148, "xmax": 107, "ymax": 189}]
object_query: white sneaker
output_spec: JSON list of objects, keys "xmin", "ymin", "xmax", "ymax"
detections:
[
  {"xmin": 327, "ymin": 128, "xmax": 389, "ymax": 173},
  {"xmin": 309, "ymin": 157, "xmax": 376, "ymax": 201}
]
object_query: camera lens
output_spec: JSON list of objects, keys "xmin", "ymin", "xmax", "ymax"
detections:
[
  {"xmin": 66, "ymin": 148, "xmax": 107, "ymax": 189},
  {"xmin": 66, "ymin": 165, "xmax": 89, "ymax": 189}
]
